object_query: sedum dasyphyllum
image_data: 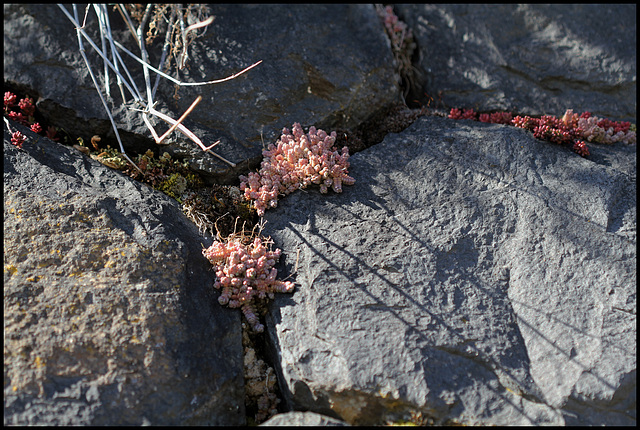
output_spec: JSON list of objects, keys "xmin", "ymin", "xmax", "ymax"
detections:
[
  {"xmin": 448, "ymin": 107, "xmax": 636, "ymax": 157},
  {"xmin": 562, "ymin": 109, "xmax": 636, "ymax": 145},
  {"xmin": 4, "ymin": 91, "xmax": 55, "ymax": 143},
  {"xmin": 202, "ymin": 236, "xmax": 294, "ymax": 333},
  {"xmin": 240, "ymin": 122, "xmax": 355, "ymax": 216}
]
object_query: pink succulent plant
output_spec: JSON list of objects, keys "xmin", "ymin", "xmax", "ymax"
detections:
[
  {"xmin": 376, "ymin": 5, "xmax": 414, "ymax": 53},
  {"xmin": 575, "ymin": 113, "xmax": 635, "ymax": 144},
  {"xmin": 240, "ymin": 122, "xmax": 355, "ymax": 216},
  {"xmin": 30, "ymin": 123, "xmax": 42, "ymax": 133},
  {"xmin": 4, "ymin": 92, "xmax": 17, "ymax": 111},
  {"xmin": 203, "ymin": 236, "xmax": 295, "ymax": 332},
  {"xmin": 46, "ymin": 126, "xmax": 59, "ymax": 141},
  {"xmin": 448, "ymin": 107, "xmax": 477, "ymax": 120},
  {"xmin": 572, "ymin": 140, "xmax": 590, "ymax": 157},
  {"xmin": 449, "ymin": 107, "xmax": 635, "ymax": 157},
  {"xmin": 4, "ymin": 91, "xmax": 53, "ymax": 148},
  {"xmin": 10, "ymin": 131, "xmax": 26, "ymax": 149},
  {"xmin": 18, "ymin": 97, "xmax": 35, "ymax": 117}
]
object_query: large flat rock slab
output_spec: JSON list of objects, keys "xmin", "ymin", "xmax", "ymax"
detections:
[
  {"xmin": 263, "ymin": 116, "xmax": 636, "ymax": 425},
  {"xmin": 3, "ymin": 4, "xmax": 400, "ymax": 183},
  {"xmin": 398, "ymin": 4, "xmax": 636, "ymax": 122},
  {"xmin": 4, "ymin": 125, "xmax": 244, "ymax": 425}
]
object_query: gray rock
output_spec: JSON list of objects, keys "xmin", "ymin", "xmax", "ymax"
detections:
[
  {"xmin": 263, "ymin": 116, "xmax": 636, "ymax": 425},
  {"xmin": 3, "ymin": 123, "xmax": 245, "ymax": 425},
  {"xmin": 4, "ymin": 2, "xmax": 636, "ymax": 426},
  {"xmin": 3, "ymin": 4, "xmax": 401, "ymax": 184},
  {"xmin": 397, "ymin": 4, "xmax": 636, "ymax": 122},
  {"xmin": 260, "ymin": 411, "xmax": 349, "ymax": 426}
]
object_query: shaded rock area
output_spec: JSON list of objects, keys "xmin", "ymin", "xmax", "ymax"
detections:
[
  {"xmin": 3, "ymin": 124, "xmax": 244, "ymax": 425},
  {"xmin": 264, "ymin": 116, "xmax": 636, "ymax": 425},
  {"xmin": 3, "ymin": 4, "xmax": 400, "ymax": 184},
  {"xmin": 398, "ymin": 4, "xmax": 636, "ymax": 122}
]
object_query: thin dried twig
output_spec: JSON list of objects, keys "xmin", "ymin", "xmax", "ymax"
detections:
[
  {"xmin": 112, "ymin": 39, "xmax": 262, "ymax": 87},
  {"xmin": 158, "ymin": 95, "xmax": 202, "ymax": 143}
]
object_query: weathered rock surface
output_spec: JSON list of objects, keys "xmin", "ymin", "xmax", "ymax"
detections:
[
  {"xmin": 3, "ymin": 4, "xmax": 401, "ymax": 183},
  {"xmin": 261, "ymin": 411, "xmax": 349, "ymax": 426},
  {"xmin": 4, "ymin": 3, "xmax": 637, "ymax": 427},
  {"xmin": 264, "ymin": 116, "xmax": 636, "ymax": 425},
  {"xmin": 3, "ymin": 123, "xmax": 244, "ymax": 425},
  {"xmin": 398, "ymin": 4, "xmax": 636, "ymax": 122}
]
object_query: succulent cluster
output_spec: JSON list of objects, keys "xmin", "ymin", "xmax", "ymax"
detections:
[
  {"xmin": 376, "ymin": 5, "xmax": 414, "ymax": 58},
  {"xmin": 5, "ymin": 91, "xmax": 35, "ymax": 127},
  {"xmin": 240, "ymin": 123, "xmax": 355, "ymax": 216},
  {"xmin": 9, "ymin": 131, "xmax": 25, "ymax": 148},
  {"xmin": 4, "ymin": 91, "xmax": 59, "ymax": 147},
  {"xmin": 448, "ymin": 107, "xmax": 481, "ymax": 121},
  {"xmin": 375, "ymin": 4, "xmax": 417, "ymax": 98},
  {"xmin": 448, "ymin": 107, "xmax": 636, "ymax": 157},
  {"xmin": 202, "ymin": 235, "xmax": 294, "ymax": 332},
  {"xmin": 449, "ymin": 107, "xmax": 513, "ymax": 125},
  {"xmin": 562, "ymin": 109, "xmax": 636, "ymax": 145}
]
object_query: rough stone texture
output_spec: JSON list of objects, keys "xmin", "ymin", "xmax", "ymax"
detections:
[
  {"xmin": 3, "ymin": 123, "xmax": 245, "ymax": 425},
  {"xmin": 4, "ymin": 3, "xmax": 637, "ymax": 426},
  {"xmin": 397, "ymin": 4, "xmax": 637, "ymax": 122},
  {"xmin": 261, "ymin": 411, "xmax": 349, "ymax": 426},
  {"xmin": 3, "ymin": 4, "xmax": 401, "ymax": 184},
  {"xmin": 264, "ymin": 116, "xmax": 636, "ymax": 425}
]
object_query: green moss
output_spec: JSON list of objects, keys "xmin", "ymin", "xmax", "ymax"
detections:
[
  {"xmin": 184, "ymin": 172, "xmax": 204, "ymax": 189},
  {"xmin": 158, "ymin": 173, "xmax": 188, "ymax": 201}
]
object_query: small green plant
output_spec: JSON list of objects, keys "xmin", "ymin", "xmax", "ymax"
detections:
[
  {"xmin": 119, "ymin": 149, "xmax": 202, "ymax": 200},
  {"xmin": 158, "ymin": 173, "xmax": 188, "ymax": 201}
]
